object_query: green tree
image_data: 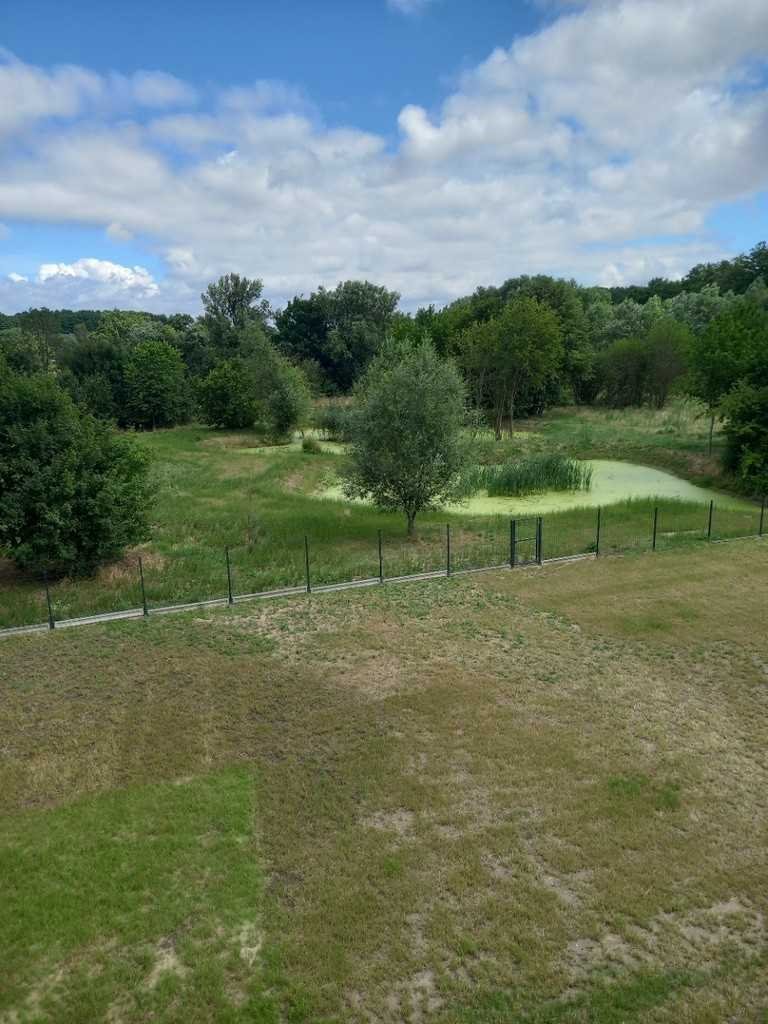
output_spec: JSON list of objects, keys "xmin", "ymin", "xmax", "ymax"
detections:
[
  {"xmin": 263, "ymin": 359, "xmax": 311, "ymax": 440},
  {"xmin": 342, "ymin": 338, "xmax": 469, "ymax": 535},
  {"xmin": 198, "ymin": 359, "xmax": 259, "ymax": 429},
  {"xmin": 124, "ymin": 340, "xmax": 189, "ymax": 429},
  {"xmin": 597, "ymin": 338, "xmax": 648, "ymax": 407},
  {"xmin": 0, "ymin": 368, "xmax": 151, "ymax": 575},
  {"xmin": 721, "ymin": 382, "xmax": 768, "ymax": 496},
  {"xmin": 456, "ymin": 297, "xmax": 563, "ymax": 438},
  {"xmin": 276, "ymin": 280, "xmax": 399, "ymax": 391},
  {"xmin": 689, "ymin": 299, "xmax": 768, "ymax": 453},
  {"xmin": 644, "ymin": 318, "xmax": 691, "ymax": 408},
  {"xmin": 201, "ymin": 274, "xmax": 271, "ymax": 351}
]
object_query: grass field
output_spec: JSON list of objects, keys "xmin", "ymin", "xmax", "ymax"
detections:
[
  {"xmin": 0, "ymin": 404, "xmax": 762, "ymax": 629},
  {"xmin": 2, "ymin": 540, "xmax": 767, "ymax": 1022}
]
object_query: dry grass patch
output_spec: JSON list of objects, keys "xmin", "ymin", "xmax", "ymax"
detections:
[{"xmin": 1, "ymin": 542, "xmax": 767, "ymax": 1022}]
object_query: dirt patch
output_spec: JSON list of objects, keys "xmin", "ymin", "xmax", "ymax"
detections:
[
  {"xmin": 145, "ymin": 938, "xmax": 187, "ymax": 990},
  {"xmin": 360, "ymin": 809, "xmax": 416, "ymax": 842}
]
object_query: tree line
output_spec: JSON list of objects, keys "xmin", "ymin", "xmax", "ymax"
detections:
[{"xmin": 1, "ymin": 241, "xmax": 767, "ymax": 574}]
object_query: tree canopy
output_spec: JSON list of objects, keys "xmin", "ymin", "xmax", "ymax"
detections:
[{"xmin": 342, "ymin": 338, "xmax": 469, "ymax": 535}]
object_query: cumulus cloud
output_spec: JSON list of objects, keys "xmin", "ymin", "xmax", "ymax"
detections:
[
  {"xmin": 0, "ymin": 0, "xmax": 767, "ymax": 314},
  {"xmin": 0, "ymin": 259, "xmax": 159, "ymax": 311}
]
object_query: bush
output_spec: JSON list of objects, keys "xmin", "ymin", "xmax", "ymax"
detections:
[
  {"xmin": 0, "ymin": 369, "xmax": 152, "ymax": 575},
  {"xmin": 721, "ymin": 381, "xmax": 768, "ymax": 496},
  {"xmin": 302, "ymin": 437, "xmax": 323, "ymax": 454},
  {"xmin": 315, "ymin": 403, "xmax": 354, "ymax": 441},
  {"xmin": 198, "ymin": 359, "xmax": 258, "ymax": 429},
  {"xmin": 263, "ymin": 360, "xmax": 311, "ymax": 441}
]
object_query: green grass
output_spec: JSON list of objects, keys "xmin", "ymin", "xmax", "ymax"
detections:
[
  {"xmin": 2, "ymin": 542, "xmax": 768, "ymax": 1021},
  {"xmin": 1, "ymin": 769, "xmax": 275, "ymax": 1023},
  {"xmin": 0, "ymin": 404, "xmax": 762, "ymax": 628}
]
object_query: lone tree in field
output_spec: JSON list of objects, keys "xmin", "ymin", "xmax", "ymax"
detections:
[{"xmin": 342, "ymin": 338, "xmax": 469, "ymax": 535}]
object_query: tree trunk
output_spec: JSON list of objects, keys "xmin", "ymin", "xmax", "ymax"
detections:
[
  {"xmin": 708, "ymin": 410, "xmax": 715, "ymax": 457},
  {"xmin": 406, "ymin": 510, "xmax": 416, "ymax": 537},
  {"xmin": 508, "ymin": 393, "xmax": 515, "ymax": 437},
  {"xmin": 494, "ymin": 409, "xmax": 503, "ymax": 441}
]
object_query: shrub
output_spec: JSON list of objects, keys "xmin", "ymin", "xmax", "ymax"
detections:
[
  {"xmin": 198, "ymin": 359, "xmax": 258, "ymax": 429},
  {"xmin": 263, "ymin": 360, "xmax": 311, "ymax": 441},
  {"xmin": 315, "ymin": 403, "xmax": 355, "ymax": 441},
  {"xmin": 0, "ymin": 369, "xmax": 152, "ymax": 575},
  {"xmin": 302, "ymin": 437, "xmax": 323, "ymax": 454}
]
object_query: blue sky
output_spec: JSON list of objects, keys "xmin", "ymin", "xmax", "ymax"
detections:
[{"xmin": 1, "ymin": 0, "xmax": 767, "ymax": 313}]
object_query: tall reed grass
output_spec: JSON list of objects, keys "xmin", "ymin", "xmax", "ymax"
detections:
[{"xmin": 464, "ymin": 453, "xmax": 593, "ymax": 497}]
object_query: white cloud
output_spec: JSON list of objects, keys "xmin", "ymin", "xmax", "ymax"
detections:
[
  {"xmin": 37, "ymin": 258, "xmax": 158, "ymax": 294},
  {"xmin": 0, "ymin": 1, "xmax": 766, "ymax": 315},
  {"xmin": 0, "ymin": 50, "xmax": 195, "ymax": 139},
  {"xmin": 0, "ymin": 259, "xmax": 159, "ymax": 308}
]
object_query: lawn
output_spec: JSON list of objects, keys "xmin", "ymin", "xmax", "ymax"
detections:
[
  {"xmin": 2, "ymin": 540, "xmax": 768, "ymax": 1022},
  {"xmin": 0, "ymin": 403, "xmax": 762, "ymax": 629}
]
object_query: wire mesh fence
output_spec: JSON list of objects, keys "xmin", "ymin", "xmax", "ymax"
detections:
[{"xmin": 1, "ymin": 496, "xmax": 765, "ymax": 634}]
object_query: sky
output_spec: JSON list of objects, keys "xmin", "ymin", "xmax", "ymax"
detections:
[{"xmin": 1, "ymin": 0, "xmax": 767, "ymax": 316}]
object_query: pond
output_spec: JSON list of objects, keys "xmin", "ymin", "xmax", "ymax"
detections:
[{"xmin": 319, "ymin": 459, "xmax": 755, "ymax": 515}]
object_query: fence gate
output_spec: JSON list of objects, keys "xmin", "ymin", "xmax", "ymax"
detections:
[{"xmin": 510, "ymin": 516, "xmax": 542, "ymax": 567}]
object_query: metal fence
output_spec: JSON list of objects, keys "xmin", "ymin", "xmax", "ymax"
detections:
[{"xmin": 1, "ymin": 496, "xmax": 765, "ymax": 638}]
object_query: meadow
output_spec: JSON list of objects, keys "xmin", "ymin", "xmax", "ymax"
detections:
[
  {"xmin": 0, "ymin": 403, "xmax": 762, "ymax": 629},
  {"xmin": 2, "ymin": 540, "xmax": 767, "ymax": 1022}
]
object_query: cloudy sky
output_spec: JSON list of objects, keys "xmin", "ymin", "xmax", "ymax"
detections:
[{"xmin": 1, "ymin": 0, "xmax": 767, "ymax": 315}]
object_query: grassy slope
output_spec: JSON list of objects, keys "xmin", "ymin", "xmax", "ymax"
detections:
[
  {"xmin": 2, "ymin": 540, "xmax": 768, "ymax": 1022},
  {"xmin": 0, "ymin": 405, "xmax": 762, "ymax": 628}
]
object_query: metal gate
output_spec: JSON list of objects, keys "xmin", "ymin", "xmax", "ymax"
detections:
[{"xmin": 510, "ymin": 516, "xmax": 543, "ymax": 567}]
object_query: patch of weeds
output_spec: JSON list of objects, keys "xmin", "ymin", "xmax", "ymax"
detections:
[
  {"xmin": 605, "ymin": 774, "xmax": 682, "ymax": 814},
  {"xmin": 381, "ymin": 855, "xmax": 404, "ymax": 878}
]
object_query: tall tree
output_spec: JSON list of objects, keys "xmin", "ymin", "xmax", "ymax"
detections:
[
  {"xmin": 456, "ymin": 297, "xmax": 563, "ymax": 438},
  {"xmin": 342, "ymin": 338, "xmax": 469, "ymax": 535},
  {"xmin": 201, "ymin": 274, "xmax": 271, "ymax": 352}
]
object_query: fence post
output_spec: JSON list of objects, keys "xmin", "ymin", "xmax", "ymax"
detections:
[
  {"xmin": 378, "ymin": 529, "xmax": 384, "ymax": 583},
  {"xmin": 43, "ymin": 570, "xmax": 55, "ymax": 630},
  {"xmin": 225, "ymin": 546, "xmax": 234, "ymax": 605},
  {"xmin": 595, "ymin": 507, "xmax": 602, "ymax": 558},
  {"xmin": 446, "ymin": 523, "xmax": 452, "ymax": 577},
  {"xmin": 707, "ymin": 500, "xmax": 714, "ymax": 541},
  {"xmin": 509, "ymin": 519, "xmax": 516, "ymax": 568},
  {"xmin": 138, "ymin": 556, "xmax": 149, "ymax": 617},
  {"xmin": 760, "ymin": 496, "xmax": 765, "ymax": 537},
  {"xmin": 652, "ymin": 506, "xmax": 659, "ymax": 551},
  {"xmin": 537, "ymin": 517, "xmax": 544, "ymax": 565},
  {"xmin": 304, "ymin": 535, "xmax": 311, "ymax": 594}
]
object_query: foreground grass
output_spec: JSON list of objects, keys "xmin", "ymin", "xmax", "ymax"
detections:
[
  {"xmin": 0, "ymin": 408, "xmax": 762, "ymax": 627},
  {"xmin": 2, "ymin": 541, "xmax": 768, "ymax": 1022}
]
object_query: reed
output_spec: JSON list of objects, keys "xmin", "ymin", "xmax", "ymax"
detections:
[{"xmin": 465, "ymin": 453, "xmax": 593, "ymax": 497}]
